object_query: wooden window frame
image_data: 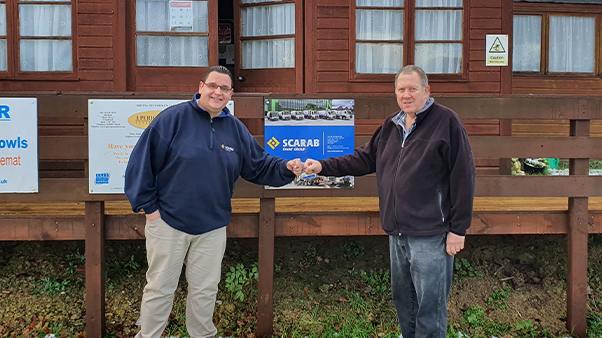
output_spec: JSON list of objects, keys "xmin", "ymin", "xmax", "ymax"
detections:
[
  {"xmin": 514, "ymin": 2, "xmax": 602, "ymax": 77},
  {"xmin": 349, "ymin": 0, "xmax": 468, "ymax": 83},
  {"xmin": 126, "ymin": 0, "xmax": 217, "ymax": 90},
  {"xmin": 0, "ymin": 0, "xmax": 78, "ymax": 80}
]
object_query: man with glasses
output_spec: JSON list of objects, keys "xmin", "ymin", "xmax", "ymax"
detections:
[
  {"xmin": 125, "ymin": 65, "xmax": 303, "ymax": 338},
  {"xmin": 303, "ymin": 65, "xmax": 475, "ymax": 338}
]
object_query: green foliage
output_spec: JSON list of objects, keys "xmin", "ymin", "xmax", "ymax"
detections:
[
  {"xmin": 348, "ymin": 268, "xmax": 358, "ymax": 276},
  {"xmin": 104, "ymin": 330, "xmax": 117, "ymax": 338},
  {"xmin": 454, "ymin": 258, "xmax": 483, "ymax": 280},
  {"xmin": 446, "ymin": 325, "xmax": 459, "ymax": 338},
  {"xmin": 588, "ymin": 315, "xmax": 602, "ymax": 338},
  {"xmin": 515, "ymin": 320, "xmax": 539, "ymax": 338},
  {"xmin": 348, "ymin": 292, "xmax": 368, "ymax": 312},
  {"xmin": 34, "ymin": 277, "xmax": 70, "ymax": 295},
  {"xmin": 305, "ymin": 244, "xmax": 318, "ymax": 259},
  {"xmin": 359, "ymin": 269, "xmax": 390, "ymax": 295},
  {"xmin": 65, "ymin": 244, "xmax": 86, "ymax": 275},
  {"xmin": 486, "ymin": 286, "xmax": 512, "ymax": 310},
  {"xmin": 462, "ymin": 306, "xmax": 487, "ymax": 329},
  {"xmin": 340, "ymin": 239, "xmax": 365, "ymax": 260},
  {"xmin": 106, "ymin": 254, "xmax": 142, "ymax": 279},
  {"xmin": 224, "ymin": 262, "xmax": 258, "ymax": 302}
]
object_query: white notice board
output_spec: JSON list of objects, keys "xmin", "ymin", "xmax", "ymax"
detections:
[
  {"xmin": 0, "ymin": 98, "xmax": 38, "ymax": 193},
  {"xmin": 88, "ymin": 99, "xmax": 234, "ymax": 194}
]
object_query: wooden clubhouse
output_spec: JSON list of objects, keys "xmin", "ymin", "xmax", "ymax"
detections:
[{"xmin": 2, "ymin": 0, "xmax": 602, "ymax": 336}]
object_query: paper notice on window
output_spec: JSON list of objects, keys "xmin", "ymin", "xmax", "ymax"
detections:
[{"xmin": 170, "ymin": 1, "xmax": 193, "ymax": 32}]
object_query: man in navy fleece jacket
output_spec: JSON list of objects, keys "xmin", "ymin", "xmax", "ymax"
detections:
[{"xmin": 125, "ymin": 66, "xmax": 302, "ymax": 338}]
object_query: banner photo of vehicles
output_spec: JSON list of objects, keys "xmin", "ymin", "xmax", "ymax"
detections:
[
  {"xmin": 264, "ymin": 99, "xmax": 355, "ymax": 189},
  {"xmin": 264, "ymin": 99, "xmax": 354, "ymax": 126}
]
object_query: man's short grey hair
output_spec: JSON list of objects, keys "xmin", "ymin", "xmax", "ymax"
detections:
[{"xmin": 395, "ymin": 65, "xmax": 429, "ymax": 91}]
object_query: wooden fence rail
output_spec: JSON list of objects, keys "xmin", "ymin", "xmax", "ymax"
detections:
[{"xmin": 1, "ymin": 93, "xmax": 602, "ymax": 337}]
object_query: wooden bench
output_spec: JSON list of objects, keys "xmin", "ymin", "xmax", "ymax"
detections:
[{"xmin": 1, "ymin": 93, "xmax": 602, "ymax": 337}]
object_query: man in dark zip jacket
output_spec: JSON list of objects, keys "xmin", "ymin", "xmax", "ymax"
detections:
[
  {"xmin": 304, "ymin": 65, "xmax": 476, "ymax": 338},
  {"xmin": 125, "ymin": 66, "xmax": 303, "ymax": 338}
]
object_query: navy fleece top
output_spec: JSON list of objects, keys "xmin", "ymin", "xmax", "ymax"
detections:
[{"xmin": 125, "ymin": 94, "xmax": 295, "ymax": 235}]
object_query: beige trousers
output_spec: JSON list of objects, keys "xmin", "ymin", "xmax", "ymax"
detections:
[{"xmin": 136, "ymin": 217, "xmax": 227, "ymax": 338}]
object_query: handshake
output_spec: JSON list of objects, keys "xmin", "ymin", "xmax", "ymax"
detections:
[{"xmin": 286, "ymin": 158, "xmax": 321, "ymax": 177}]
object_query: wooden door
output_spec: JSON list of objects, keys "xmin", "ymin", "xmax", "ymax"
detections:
[{"xmin": 234, "ymin": 0, "xmax": 303, "ymax": 93}]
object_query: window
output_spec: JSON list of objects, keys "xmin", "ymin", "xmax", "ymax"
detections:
[
  {"xmin": 0, "ymin": 0, "xmax": 6, "ymax": 71},
  {"xmin": 136, "ymin": 0, "xmax": 209, "ymax": 67},
  {"xmin": 0, "ymin": 0, "xmax": 73, "ymax": 75},
  {"xmin": 513, "ymin": 6, "xmax": 599, "ymax": 75},
  {"xmin": 353, "ymin": 0, "xmax": 464, "ymax": 77},
  {"xmin": 240, "ymin": 0, "xmax": 295, "ymax": 69}
]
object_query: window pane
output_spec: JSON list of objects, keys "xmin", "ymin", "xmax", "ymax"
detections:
[
  {"xmin": 137, "ymin": 35, "xmax": 208, "ymax": 66},
  {"xmin": 242, "ymin": 38, "xmax": 294, "ymax": 69},
  {"xmin": 20, "ymin": 39, "xmax": 72, "ymax": 71},
  {"xmin": 356, "ymin": 0, "xmax": 403, "ymax": 6},
  {"xmin": 22, "ymin": 0, "xmax": 70, "ymax": 2},
  {"xmin": 0, "ymin": 4, "xmax": 6, "ymax": 35},
  {"xmin": 513, "ymin": 15, "xmax": 541, "ymax": 72},
  {"xmin": 0, "ymin": 39, "xmax": 6, "ymax": 71},
  {"xmin": 415, "ymin": 43, "xmax": 461, "ymax": 74},
  {"xmin": 549, "ymin": 16, "xmax": 594, "ymax": 73},
  {"xmin": 415, "ymin": 10, "xmax": 462, "ymax": 41},
  {"xmin": 136, "ymin": 0, "xmax": 207, "ymax": 33},
  {"xmin": 242, "ymin": 0, "xmax": 283, "ymax": 3},
  {"xmin": 356, "ymin": 42, "xmax": 403, "ymax": 74},
  {"xmin": 356, "ymin": 10, "xmax": 403, "ymax": 41},
  {"xmin": 19, "ymin": 5, "xmax": 71, "ymax": 37},
  {"xmin": 416, "ymin": 0, "xmax": 461, "ymax": 7},
  {"xmin": 242, "ymin": 4, "xmax": 294, "ymax": 37}
]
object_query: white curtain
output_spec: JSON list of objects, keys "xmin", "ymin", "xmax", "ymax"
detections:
[
  {"xmin": 242, "ymin": 4, "xmax": 294, "ymax": 37},
  {"xmin": 416, "ymin": 0, "xmax": 461, "ymax": 7},
  {"xmin": 0, "ymin": 4, "xmax": 6, "ymax": 71},
  {"xmin": 414, "ymin": 9, "xmax": 462, "ymax": 73},
  {"xmin": 356, "ymin": 0, "xmax": 403, "ymax": 6},
  {"xmin": 242, "ymin": 38, "xmax": 294, "ymax": 69},
  {"xmin": 241, "ymin": 3, "xmax": 294, "ymax": 69},
  {"xmin": 356, "ymin": 10, "xmax": 403, "ymax": 40},
  {"xmin": 19, "ymin": 4, "xmax": 71, "ymax": 71},
  {"xmin": 137, "ymin": 35, "xmax": 208, "ymax": 66},
  {"xmin": 136, "ymin": 0, "xmax": 208, "ymax": 67},
  {"xmin": 549, "ymin": 16, "xmax": 594, "ymax": 73},
  {"xmin": 513, "ymin": 15, "xmax": 541, "ymax": 72},
  {"xmin": 356, "ymin": 43, "xmax": 403, "ymax": 74},
  {"xmin": 355, "ymin": 10, "xmax": 402, "ymax": 73},
  {"xmin": 136, "ymin": 0, "xmax": 207, "ymax": 32}
]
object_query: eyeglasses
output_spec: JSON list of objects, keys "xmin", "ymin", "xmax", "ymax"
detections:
[{"xmin": 203, "ymin": 82, "xmax": 232, "ymax": 93}]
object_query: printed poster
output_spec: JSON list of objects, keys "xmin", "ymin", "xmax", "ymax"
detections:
[
  {"xmin": 0, "ymin": 98, "xmax": 38, "ymax": 193},
  {"xmin": 88, "ymin": 99, "xmax": 234, "ymax": 194},
  {"xmin": 264, "ymin": 99, "xmax": 355, "ymax": 189}
]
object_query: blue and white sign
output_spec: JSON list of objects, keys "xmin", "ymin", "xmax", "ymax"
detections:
[
  {"xmin": 0, "ymin": 98, "xmax": 38, "ymax": 193},
  {"xmin": 264, "ymin": 99, "xmax": 355, "ymax": 189}
]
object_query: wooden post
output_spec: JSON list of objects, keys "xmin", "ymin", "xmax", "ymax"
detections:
[
  {"xmin": 85, "ymin": 201, "xmax": 106, "ymax": 338},
  {"xmin": 499, "ymin": 119, "xmax": 512, "ymax": 175},
  {"xmin": 257, "ymin": 197, "xmax": 276, "ymax": 338},
  {"xmin": 567, "ymin": 120, "xmax": 589, "ymax": 337}
]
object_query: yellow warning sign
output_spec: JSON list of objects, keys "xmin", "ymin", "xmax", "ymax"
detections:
[
  {"xmin": 486, "ymin": 34, "xmax": 508, "ymax": 66},
  {"xmin": 489, "ymin": 37, "xmax": 505, "ymax": 53}
]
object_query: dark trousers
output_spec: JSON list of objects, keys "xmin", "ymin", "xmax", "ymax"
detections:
[{"xmin": 389, "ymin": 234, "xmax": 454, "ymax": 338}]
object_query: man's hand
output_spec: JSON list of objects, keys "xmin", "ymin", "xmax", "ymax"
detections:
[
  {"xmin": 303, "ymin": 158, "xmax": 322, "ymax": 175},
  {"xmin": 287, "ymin": 158, "xmax": 303, "ymax": 176},
  {"xmin": 446, "ymin": 232, "xmax": 465, "ymax": 256},
  {"xmin": 146, "ymin": 210, "xmax": 161, "ymax": 221}
]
